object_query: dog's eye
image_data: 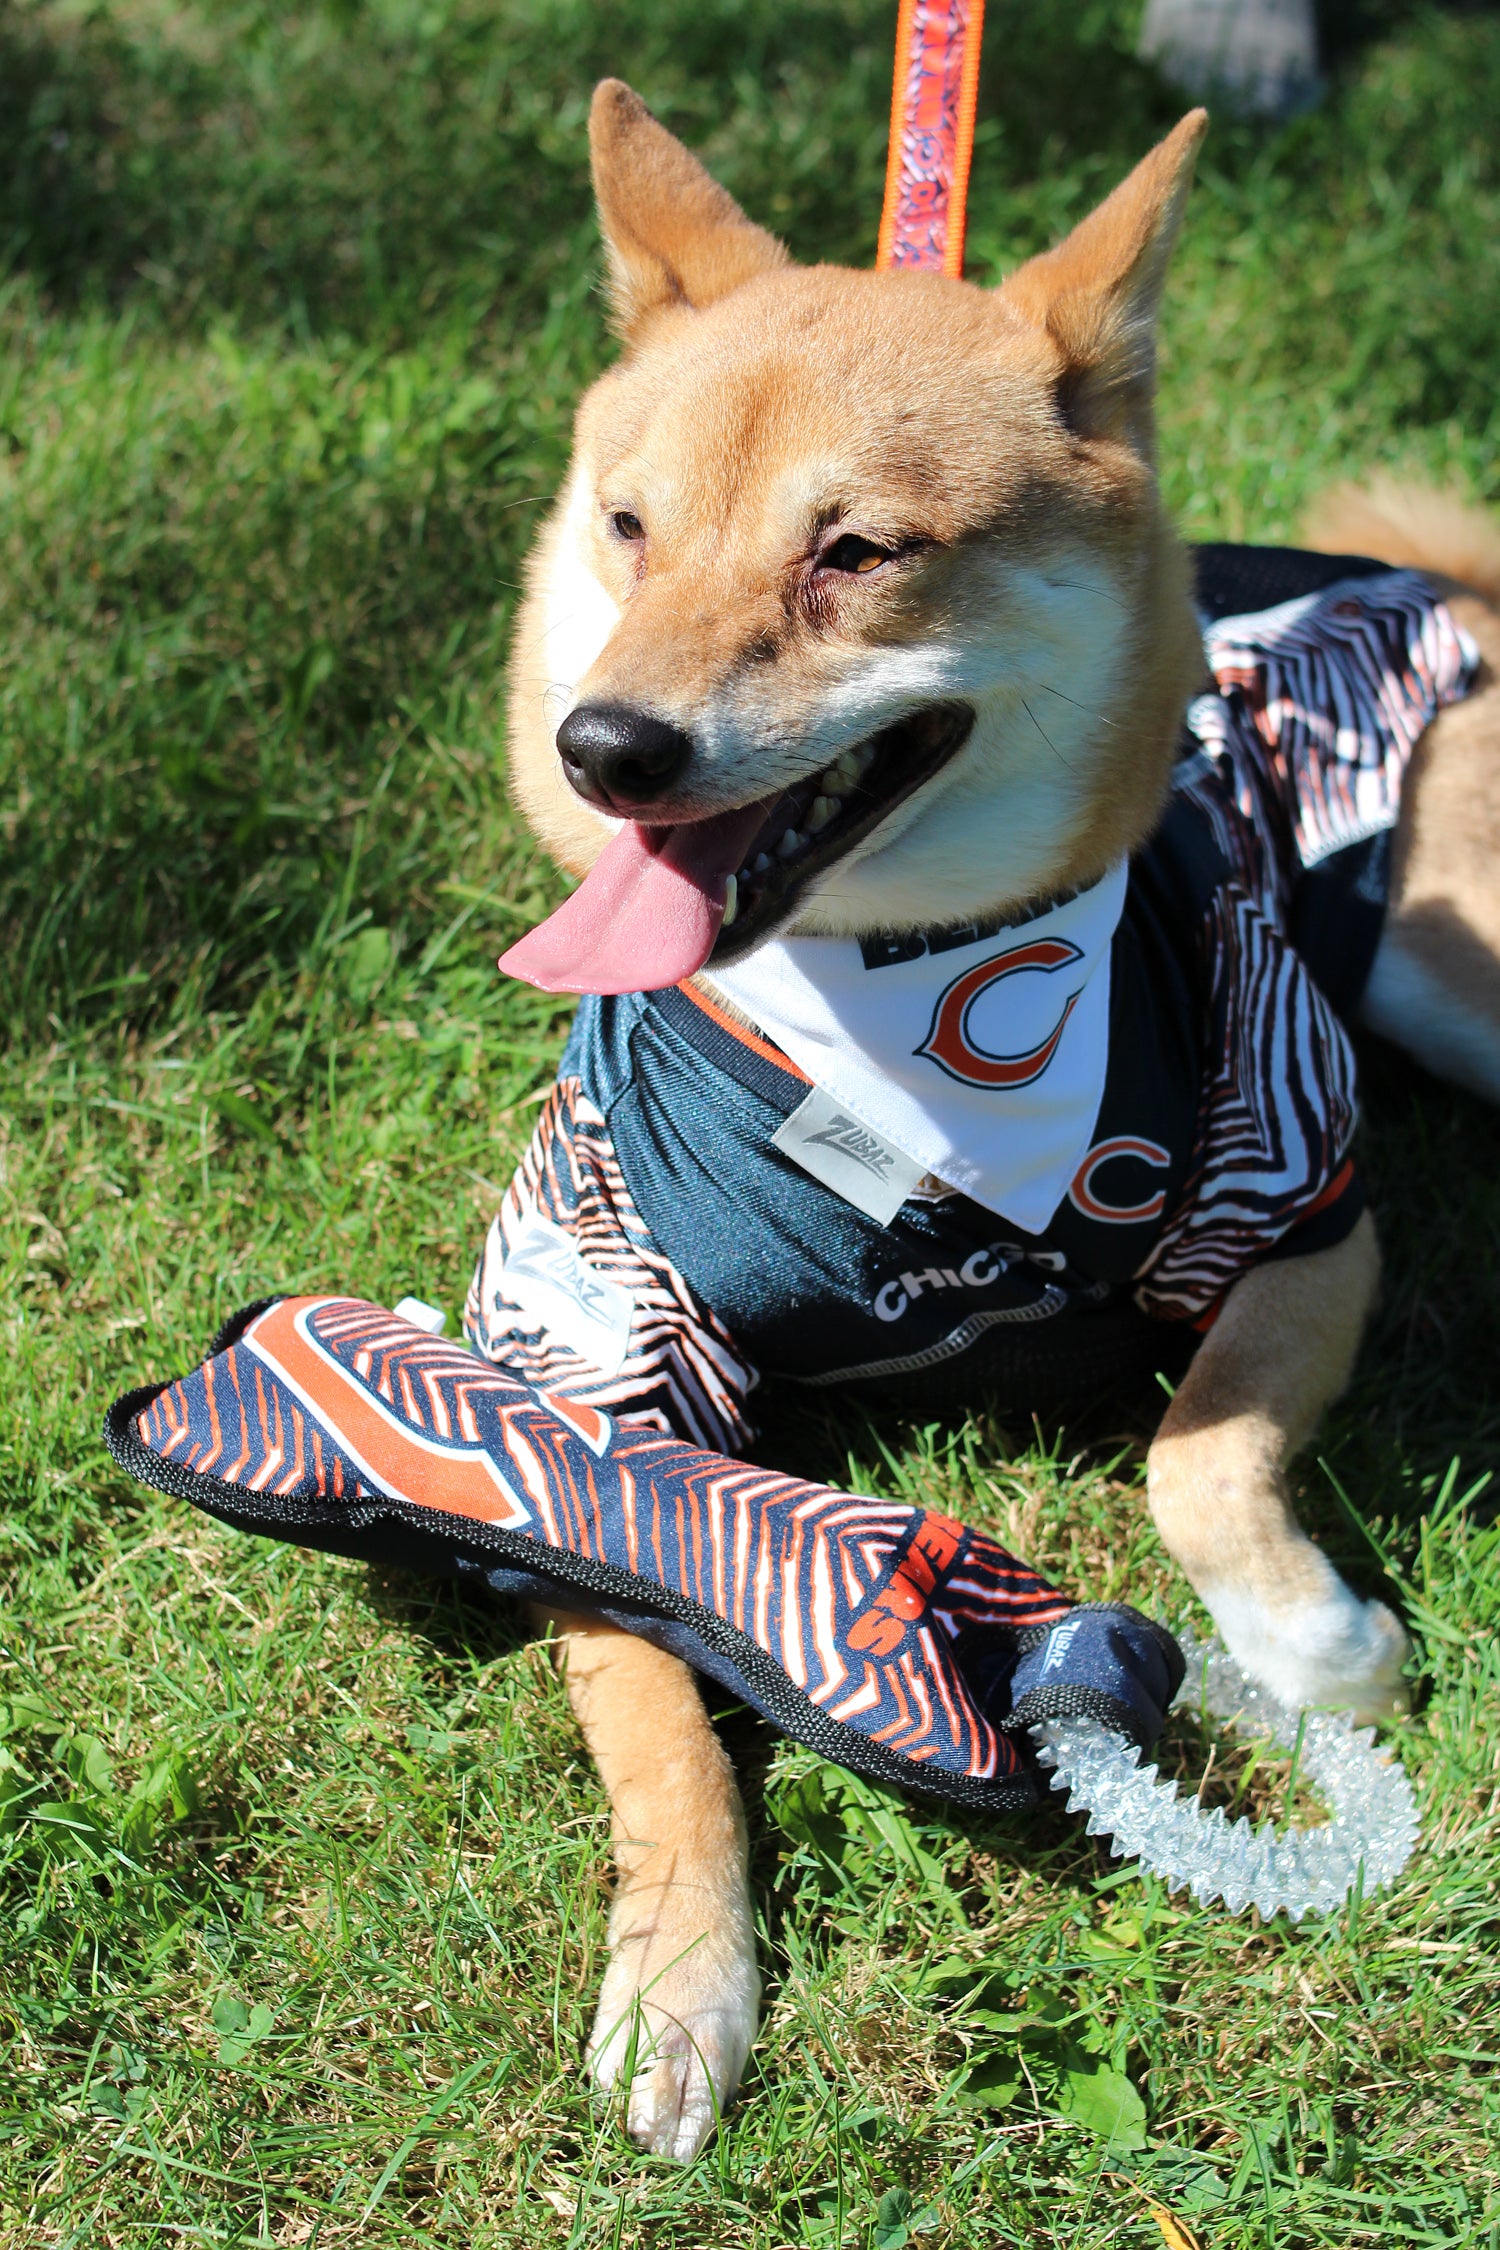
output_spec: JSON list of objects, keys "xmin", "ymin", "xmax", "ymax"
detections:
[
  {"xmin": 819, "ymin": 533, "xmax": 893, "ymax": 576},
  {"xmin": 610, "ymin": 511, "xmax": 645, "ymax": 542}
]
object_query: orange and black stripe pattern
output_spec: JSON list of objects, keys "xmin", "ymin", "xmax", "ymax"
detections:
[
  {"xmin": 129, "ymin": 1294, "xmax": 1073, "ymax": 1801},
  {"xmin": 1186, "ymin": 568, "xmax": 1477, "ymax": 898},
  {"xmin": 465, "ymin": 1080, "xmax": 755, "ymax": 1455},
  {"xmin": 1136, "ymin": 571, "xmax": 1477, "ymax": 1320}
]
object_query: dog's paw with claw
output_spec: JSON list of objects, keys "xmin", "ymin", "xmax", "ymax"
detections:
[
  {"xmin": 586, "ymin": 1894, "xmax": 759, "ymax": 2162},
  {"xmin": 1211, "ymin": 1579, "xmax": 1412, "ymax": 1724}
]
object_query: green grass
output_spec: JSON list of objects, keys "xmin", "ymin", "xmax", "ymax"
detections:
[{"xmin": 2, "ymin": 0, "xmax": 1499, "ymax": 2240}]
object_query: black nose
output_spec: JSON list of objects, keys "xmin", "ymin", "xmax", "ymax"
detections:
[{"xmin": 556, "ymin": 702, "xmax": 694, "ymax": 810}]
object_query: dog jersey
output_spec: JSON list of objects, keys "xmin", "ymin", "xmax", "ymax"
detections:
[{"xmin": 465, "ymin": 550, "xmax": 1477, "ymax": 1439}]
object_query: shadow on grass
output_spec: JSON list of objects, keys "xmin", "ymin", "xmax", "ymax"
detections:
[
  {"xmin": 359, "ymin": 1563, "xmax": 536, "ymax": 1679},
  {"xmin": 3, "ymin": 0, "xmax": 1498, "ymax": 1041},
  {"xmin": 0, "ymin": 0, "xmax": 1477, "ymax": 337},
  {"xmin": 1336, "ymin": 1042, "xmax": 1500, "ymax": 1479}
]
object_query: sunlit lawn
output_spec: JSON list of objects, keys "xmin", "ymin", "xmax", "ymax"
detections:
[{"xmin": 2, "ymin": 1, "xmax": 1498, "ymax": 2241}]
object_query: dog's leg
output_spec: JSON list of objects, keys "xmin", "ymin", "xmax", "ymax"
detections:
[
  {"xmin": 535, "ymin": 1605, "xmax": 759, "ymax": 2163},
  {"xmin": 1147, "ymin": 1210, "xmax": 1410, "ymax": 1720}
]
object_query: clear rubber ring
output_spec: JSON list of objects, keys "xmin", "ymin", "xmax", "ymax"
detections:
[{"xmin": 1030, "ymin": 1630, "xmax": 1419, "ymax": 1921}]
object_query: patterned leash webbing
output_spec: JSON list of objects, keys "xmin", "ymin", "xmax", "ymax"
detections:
[{"xmin": 876, "ymin": 0, "xmax": 985, "ymax": 277}]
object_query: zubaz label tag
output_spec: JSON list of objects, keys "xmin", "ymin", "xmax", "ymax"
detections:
[
  {"xmin": 500, "ymin": 1216, "xmax": 635, "ymax": 1376},
  {"xmin": 772, "ymin": 1087, "xmax": 927, "ymax": 1227}
]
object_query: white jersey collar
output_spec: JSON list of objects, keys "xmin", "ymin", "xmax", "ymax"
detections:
[{"xmin": 709, "ymin": 862, "xmax": 1127, "ymax": 1235}]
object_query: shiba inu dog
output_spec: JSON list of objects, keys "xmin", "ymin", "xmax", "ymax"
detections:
[{"xmin": 492, "ymin": 83, "xmax": 1500, "ymax": 2158}]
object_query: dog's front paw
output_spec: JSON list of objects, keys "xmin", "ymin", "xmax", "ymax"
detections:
[
  {"xmin": 1208, "ymin": 1580, "xmax": 1412, "ymax": 1724},
  {"xmin": 586, "ymin": 1889, "xmax": 759, "ymax": 2162}
]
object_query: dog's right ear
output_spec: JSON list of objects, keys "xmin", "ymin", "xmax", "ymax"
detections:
[
  {"xmin": 996, "ymin": 109, "xmax": 1207, "ymax": 454},
  {"xmin": 589, "ymin": 80, "xmax": 790, "ymax": 338}
]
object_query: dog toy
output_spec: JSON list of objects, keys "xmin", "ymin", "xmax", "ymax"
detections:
[
  {"xmin": 105, "ymin": 1296, "xmax": 1185, "ymax": 1815},
  {"xmin": 1035, "ymin": 1631, "xmax": 1419, "ymax": 1920},
  {"xmin": 106, "ymin": 1297, "xmax": 1416, "ymax": 1915}
]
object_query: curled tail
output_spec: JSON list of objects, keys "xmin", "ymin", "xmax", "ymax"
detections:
[{"xmin": 1302, "ymin": 475, "xmax": 1500, "ymax": 603}]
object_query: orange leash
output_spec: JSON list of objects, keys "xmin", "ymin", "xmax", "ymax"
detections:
[{"xmin": 876, "ymin": 0, "xmax": 985, "ymax": 278}]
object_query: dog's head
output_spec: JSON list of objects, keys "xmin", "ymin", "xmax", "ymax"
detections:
[{"xmin": 504, "ymin": 82, "xmax": 1208, "ymax": 995}]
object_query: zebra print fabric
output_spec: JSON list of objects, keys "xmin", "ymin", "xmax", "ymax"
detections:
[
  {"xmin": 465, "ymin": 1082, "xmax": 755, "ymax": 1455},
  {"xmin": 113, "ymin": 1293, "xmax": 1187, "ymax": 1808},
  {"xmin": 1135, "ymin": 570, "xmax": 1476, "ymax": 1319},
  {"xmin": 1184, "ymin": 568, "xmax": 1478, "ymax": 912},
  {"xmin": 1130, "ymin": 878, "xmax": 1360, "ymax": 1318}
]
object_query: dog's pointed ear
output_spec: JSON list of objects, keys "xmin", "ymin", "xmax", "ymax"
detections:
[
  {"xmin": 589, "ymin": 80, "xmax": 790, "ymax": 337},
  {"xmin": 997, "ymin": 111, "xmax": 1207, "ymax": 449}
]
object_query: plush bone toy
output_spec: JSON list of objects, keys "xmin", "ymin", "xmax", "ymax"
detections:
[{"xmin": 106, "ymin": 1295, "xmax": 1183, "ymax": 1811}]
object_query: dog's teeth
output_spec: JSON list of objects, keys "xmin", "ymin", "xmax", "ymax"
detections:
[
  {"xmin": 776, "ymin": 829, "xmax": 802, "ymax": 859},
  {"xmin": 819, "ymin": 764, "xmax": 847, "ymax": 797},
  {"xmin": 721, "ymin": 873, "xmax": 738, "ymax": 928},
  {"xmin": 753, "ymin": 852, "xmax": 772, "ymax": 875},
  {"xmin": 807, "ymin": 795, "xmax": 837, "ymax": 833},
  {"xmin": 835, "ymin": 749, "xmax": 863, "ymax": 783}
]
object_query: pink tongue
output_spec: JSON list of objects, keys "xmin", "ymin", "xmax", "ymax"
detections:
[{"xmin": 498, "ymin": 804, "xmax": 771, "ymax": 996}]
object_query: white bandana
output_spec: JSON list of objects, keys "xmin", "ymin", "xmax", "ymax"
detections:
[{"xmin": 710, "ymin": 862, "xmax": 1128, "ymax": 1235}]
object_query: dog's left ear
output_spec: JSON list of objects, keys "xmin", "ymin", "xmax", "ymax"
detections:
[
  {"xmin": 589, "ymin": 80, "xmax": 790, "ymax": 339},
  {"xmin": 997, "ymin": 110, "xmax": 1207, "ymax": 452}
]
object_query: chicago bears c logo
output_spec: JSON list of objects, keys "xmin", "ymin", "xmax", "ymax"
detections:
[
  {"xmin": 1068, "ymin": 1135, "xmax": 1172, "ymax": 1224},
  {"xmin": 914, "ymin": 937, "xmax": 1084, "ymax": 1089}
]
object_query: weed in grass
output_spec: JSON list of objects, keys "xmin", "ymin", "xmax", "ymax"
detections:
[{"xmin": 1, "ymin": 1, "xmax": 1499, "ymax": 2243}]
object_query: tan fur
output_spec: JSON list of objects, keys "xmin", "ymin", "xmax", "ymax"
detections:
[
  {"xmin": 589, "ymin": 80, "xmax": 789, "ymax": 338},
  {"xmin": 502, "ymin": 98, "xmax": 1500, "ymax": 2159},
  {"xmin": 998, "ymin": 110, "xmax": 1206, "ymax": 461},
  {"xmin": 1380, "ymin": 598, "xmax": 1500, "ymax": 1052},
  {"xmin": 507, "ymin": 87, "xmax": 1207, "ymax": 938},
  {"xmin": 533, "ymin": 1606, "xmax": 758, "ymax": 2160},
  {"xmin": 1147, "ymin": 1212, "xmax": 1407, "ymax": 1720},
  {"xmin": 1303, "ymin": 481, "xmax": 1500, "ymax": 1075},
  {"xmin": 1304, "ymin": 475, "xmax": 1500, "ymax": 603}
]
